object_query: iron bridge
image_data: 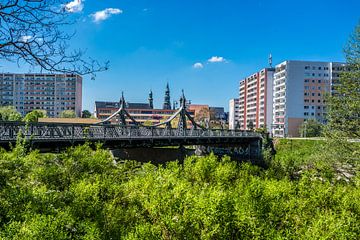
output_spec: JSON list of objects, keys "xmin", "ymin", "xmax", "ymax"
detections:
[{"xmin": 0, "ymin": 92, "xmax": 263, "ymax": 158}]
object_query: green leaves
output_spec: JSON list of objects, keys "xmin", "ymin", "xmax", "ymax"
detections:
[{"xmin": 0, "ymin": 142, "xmax": 359, "ymax": 239}]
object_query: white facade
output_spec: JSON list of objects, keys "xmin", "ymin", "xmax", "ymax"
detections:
[
  {"xmin": 229, "ymin": 98, "xmax": 240, "ymax": 130},
  {"xmin": 272, "ymin": 60, "xmax": 346, "ymax": 137},
  {"xmin": 0, "ymin": 73, "xmax": 82, "ymax": 117}
]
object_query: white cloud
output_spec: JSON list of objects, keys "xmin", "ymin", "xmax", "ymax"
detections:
[
  {"xmin": 64, "ymin": 0, "xmax": 84, "ymax": 13},
  {"xmin": 193, "ymin": 62, "xmax": 204, "ymax": 69},
  {"xmin": 19, "ymin": 36, "xmax": 32, "ymax": 42},
  {"xmin": 208, "ymin": 56, "xmax": 226, "ymax": 63},
  {"xmin": 91, "ymin": 8, "xmax": 123, "ymax": 23}
]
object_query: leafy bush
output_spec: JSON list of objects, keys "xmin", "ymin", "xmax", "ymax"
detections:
[{"xmin": 0, "ymin": 142, "xmax": 359, "ymax": 239}]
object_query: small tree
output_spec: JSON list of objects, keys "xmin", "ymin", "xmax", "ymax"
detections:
[
  {"xmin": 194, "ymin": 107, "xmax": 210, "ymax": 123},
  {"xmin": 81, "ymin": 110, "xmax": 92, "ymax": 118},
  {"xmin": 322, "ymin": 22, "xmax": 360, "ymax": 165},
  {"xmin": 23, "ymin": 110, "xmax": 47, "ymax": 123},
  {"xmin": 299, "ymin": 119, "xmax": 323, "ymax": 137},
  {"xmin": 0, "ymin": 106, "xmax": 22, "ymax": 121},
  {"xmin": 60, "ymin": 110, "xmax": 76, "ymax": 118}
]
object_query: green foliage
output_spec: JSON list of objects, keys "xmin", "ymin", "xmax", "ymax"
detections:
[
  {"xmin": 323, "ymin": 22, "xmax": 360, "ymax": 167},
  {"xmin": 299, "ymin": 119, "xmax": 323, "ymax": 137},
  {"xmin": 81, "ymin": 110, "xmax": 92, "ymax": 118},
  {"xmin": 60, "ymin": 110, "xmax": 77, "ymax": 118},
  {"xmin": 23, "ymin": 110, "xmax": 47, "ymax": 123},
  {"xmin": 0, "ymin": 141, "xmax": 359, "ymax": 239},
  {"xmin": 0, "ymin": 106, "xmax": 22, "ymax": 121}
]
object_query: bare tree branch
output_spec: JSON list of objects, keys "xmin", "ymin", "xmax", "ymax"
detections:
[{"xmin": 0, "ymin": 0, "xmax": 109, "ymax": 78}]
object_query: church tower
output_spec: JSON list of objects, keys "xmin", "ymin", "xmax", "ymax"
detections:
[
  {"xmin": 162, "ymin": 83, "xmax": 171, "ymax": 110},
  {"xmin": 148, "ymin": 90, "xmax": 153, "ymax": 109}
]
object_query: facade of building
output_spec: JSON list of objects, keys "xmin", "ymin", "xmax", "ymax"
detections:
[
  {"xmin": 209, "ymin": 107, "xmax": 226, "ymax": 121},
  {"xmin": 0, "ymin": 73, "xmax": 82, "ymax": 117},
  {"xmin": 228, "ymin": 98, "xmax": 240, "ymax": 130},
  {"xmin": 272, "ymin": 60, "xmax": 347, "ymax": 137},
  {"xmin": 188, "ymin": 104, "xmax": 209, "ymax": 121},
  {"xmin": 232, "ymin": 60, "xmax": 347, "ymax": 137},
  {"xmin": 95, "ymin": 85, "xmax": 195, "ymax": 125},
  {"xmin": 238, "ymin": 68, "xmax": 274, "ymax": 132},
  {"xmin": 95, "ymin": 100, "xmax": 180, "ymax": 125}
]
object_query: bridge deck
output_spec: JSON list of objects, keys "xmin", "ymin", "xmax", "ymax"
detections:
[{"xmin": 0, "ymin": 122, "xmax": 262, "ymax": 149}]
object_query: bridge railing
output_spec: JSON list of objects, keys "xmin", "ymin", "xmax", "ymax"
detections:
[{"xmin": 0, "ymin": 122, "xmax": 261, "ymax": 142}]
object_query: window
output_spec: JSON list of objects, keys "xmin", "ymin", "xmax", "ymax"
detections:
[
  {"xmin": 312, "ymin": 80, "xmax": 315, "ymax": 83},
  {"xmin": 304, "ymin": 106, "xmax": 309, "ymax": 109},
  {"xmin": 318, "ymin": 67, "xmax": 322, "ymax": 70},
  {"xmin": 304, "ymin": 79, "xmax": 309, "ymax": 83},
  {"xmin": 312, "ymin": 93, "xmax": 315, "ymax": 96},
  {"xmin": 304, "ymin": 112, "xmax": 309, "ymax": 116},
  {"xmin": 318, "ymin": 93, "xmax": 321, "ymax": 96},
  {"xmin": 305, "ymin": 66, "xmax": 310, "ymax": 70},
  {"xmin": 318, "ymin": 80, "xmax": 321, "ymax": 83}
]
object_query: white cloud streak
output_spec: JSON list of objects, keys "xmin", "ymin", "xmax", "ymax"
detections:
[
  {"xmin": 64, "ymin": 0, "xmax": 84, "ymax": 13},
  {"xmin": 91, "ymin": 8, "xmax": 123, "ymax": 23},
  {"xmin": 208, "ymin": 56, "xmax": 226, "ymax": 63},
  {"xmin": 193, "ymin": 62, "xmax": 204, "ymax": 69}
]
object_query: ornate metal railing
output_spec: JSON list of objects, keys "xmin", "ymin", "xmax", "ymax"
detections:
[{"xmin": 0, "ymin": 122, "xmax": 261, "ymax": 142}]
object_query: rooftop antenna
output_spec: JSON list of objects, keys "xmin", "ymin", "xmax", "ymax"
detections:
[{"xmin": 269, "ymin": 53, "xmax": 273, "ymax": 68}]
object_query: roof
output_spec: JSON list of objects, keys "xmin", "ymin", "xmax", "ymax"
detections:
[
  {"xmin": 38, "ymin": 118, "xmax": 99, "ymax": 124},
  {"xmin": 95, "ymin": 101, "xmax": 151, "ymax": 110}
]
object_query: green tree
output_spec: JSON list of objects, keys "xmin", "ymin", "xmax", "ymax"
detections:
[
  {"xmin": 81, "ymin": 110, "xmax": 92, "ymax": 118},
  {"xmin": 326, "ymin": 23, "xmax": 360, "ymax": 139},
  {"xmin": 322, "ymin": 22, "xmax": 360, "ymax": 166},
  {"xmin": 23, "ymin": 110, "xmax": 47, "ymax": 123},
  {"xmin": 0, "ymin": 106, "xmax": 22, "ymax": 121},
  {"xmin": 60, "ymin": 110, "xmax": 76, "ymax": 118},
  {"xmin": 299, "ymin": 119, "xmax": 323, "ymax": 137}
]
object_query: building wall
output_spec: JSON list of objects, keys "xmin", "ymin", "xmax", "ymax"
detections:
[
  {"xmin": 272, "ymin": 60, "xmax": 345, "ymax": 137},
  {"xmin": 238, "ymin": 68, "xmax": 274, "ymax": 132},
  {"xmin": 228, "ymin": 98, "xmax": 240, "ymax": 130},
  {"xmin": 0, "ymin": 73, "xmax": 82, "ymax": 117},
  {"xmin": 95, "ymin": 101, "xmax": 195, "ymax": 126}
]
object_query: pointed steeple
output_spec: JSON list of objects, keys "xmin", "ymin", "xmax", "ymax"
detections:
[
  {"xmin": 162, "ymin": 83, "xmax": 171, "ymax": 110},
  {"xmin": 148, "ymin": 90, "xmax": 153, "ymax": 109},
  {"xmin": 120, "ymin": 91, "xmax": 126, "ymax": 109}
]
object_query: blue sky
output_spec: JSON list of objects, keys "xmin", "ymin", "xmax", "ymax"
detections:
[{"xmin": 2, "ymin": 0, "xmax": 360, "ymax": 111}]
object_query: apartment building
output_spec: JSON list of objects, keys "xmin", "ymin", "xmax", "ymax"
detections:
[
  {"xmin": 238, "ymin": 68, "xmax": 274, "ymax": 132},
  {"xmin": 95, "ymin": 88, "xmax": 195, "ymax": 125},
  {"xmin": 0, "ymin": 73, "xmax": 82, "ymax": 117},
  {"xmin": 95, "ymin": 101, "xmax": 182, "ymax": 125},
  {"xmin": 228, "ymin": 98, "xmax": 240, "ymax": 130},
  {"xmin": 272, "ymin": 60, "xmax": 347, "ymax": 137}
]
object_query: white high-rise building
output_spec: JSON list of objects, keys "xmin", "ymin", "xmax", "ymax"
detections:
[
  {"xmin": 0, "ymin": 73, "xmax": 82, "ymax": 117},
  {"xmin": 272, "ymin": 60, "xmax": 347, "ymax": 137}
]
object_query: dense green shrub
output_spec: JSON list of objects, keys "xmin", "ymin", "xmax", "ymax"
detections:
[{"xmin": 0, "ymin": 142, "xmax": 359, "ymax": 239}]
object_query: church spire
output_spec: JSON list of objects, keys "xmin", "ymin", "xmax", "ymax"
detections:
[
  {"xmin": 148, "ymin": 90, "xmax": 153, "ymax": 109},
  {"xmin": 162, "ymin": 83, "xmax": 171, "ymax": 110}
]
